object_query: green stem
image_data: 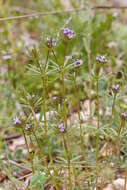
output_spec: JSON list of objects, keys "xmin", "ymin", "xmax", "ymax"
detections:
[
  {"xmin": 31, "ymin": 124, "xmax": 59, "ymax": 190},
  {"xmin": 63, "ymin": 135, "xmax": 72, "ymax": 190},
  {"xmin": 42, "ymin": 51, "xmax": 60, "ymax": 190},
  {"xmin": 28, "ymin": 103, "xmax": 48, "ymax": 166},
  {"xmin": 61, "ymin": 71, "xmax": 68, "ymax": 129},
  {"xmin": 31, "ymin": 128, "xmax": 47, "ymax": 166},
  {"xmin": 88, "ymin": 11, "xmax": 92, "ymax": 116},
  {"xmin": 124, "ymin": 166, "xmax": 127, "ymax": 190},
  {"xmin": 96, "ymin": 75, "xmax": 100, "ymax": 190},
  {"xmin": 28, "ymin": 104, "xmax": 42, "ymax": 131},
  {"xmin": 30, "ymin": 136, "xmax": 36, "ymax": 151},
  {"xmin": 106, "ymin": 93, "xmax": 116, "ymax": 156},
  {"xmin": 52, "ymin": 49, "xmax": 61, "ymax": 69},
  {"xmin": 42, "ymin": 50, "xmax": 53, "ymax": 162},
  {"xmin": 22, "ymin": 128, "xmax": 34, "ymax": 174},
  {"xmin": 53, "ymin": 41, "xmax": 79, "ymax": 189},
  {"xmin": 42, "ymin": 76, "xmax": 53, "ymax": 162},
  {"xmin": 60, "ymin": 41, "xmax": 75, "ymax": 189},
  {"xmin": 73, "ymin": 72, "xmax": 86, "ymax": 161}
]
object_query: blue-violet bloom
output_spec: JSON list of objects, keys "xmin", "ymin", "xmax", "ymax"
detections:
[
  {"xmin": 112, "ymin": 84, "xmax": 119, "ymax": 90},
  {"xmin": 58, "ymin": 123, "xmax": 65, "ymax": 133},
  {"xmin": 27, "ymin": 94, "xmax": 35, "ymax": 100},
  {"xmin": 62, "ymin": 28, "xmax": 74, "ymax": 40},
  {"xmin": 46, "ymin": 37, "xmax": 56, "ymax": 48},
  {"xmin": 96, "ymin": 55, "xmax": 107, "ymax": 63},
  {"xmin": 25, "ymin": 124, "xmax": 32, "ymax": 131},
  {"xmin": 72, "ymin": 59, "xmax": 83, "ymax": 67},
  {"xmin": 13, "ymin": 117, "xmax": 21, "ymax": 125},
  {"xmin": 2, "ymin": 55, "xmax": 12, "ymax": 60},
  {"xmin": 52, "ymin": 96, "xmax": 57, "ymax": 101},
  {"xmin": 121, "ymin": 113, "xmax": 127, "ymax": 119}
]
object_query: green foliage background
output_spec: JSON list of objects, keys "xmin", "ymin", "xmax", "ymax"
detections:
[{"xmin": 1, "ymin": 0, "xmax": 127, "ymax": 189}]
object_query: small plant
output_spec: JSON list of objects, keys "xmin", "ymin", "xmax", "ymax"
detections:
[{"xmin": 11, "ymin": 26, "xmax": 127, "ymax": 190}]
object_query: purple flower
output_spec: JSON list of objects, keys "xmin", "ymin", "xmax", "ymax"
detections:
[
  {"xmin": 96, "ymin": 55, "xmax": 107, "ymax": 63},
  {"xmin": 13, "ymin": 117, "xmax": 21, "ymax": 125},
  {"xmin": 72, "ymin": 59, "xmax": 83, "ymax": 67},
  {"xmin": 3, "ymin": 40, "xmax": 8, "ymax": 44},
  {"xmin": 35, "ymin": 15, "xmax": 39, "ymax": 19},
  {"xmin": 52, "ymin": 96, "xmax": 57, "ymax": 101},
  {"xmin": 2, "ymin": 55, "xmax": 12, "ymax": 60},
  {"xmin": 15, "ymin": 7, "xmax": 21, "ymax": 11},
  {"xmin": 121, "ymin": 113, "xmax": 127, "ymax": 119},
  {"xmin": 25, "ymin": 124, "xmax": 32, "ymax": 131},
  {"xmin": 46, "ymin": 37, "xmax": 56, "ymax": 48},
  {"xmin": 62, "ymin": 28, "xmax": 75, "ymax": 40},
  {"xmin": 112, "ymin": 84, "xmax": 119, "ymax": 91},
  {"xmin": 26, "ymin": 94, "xmax": 35, "ymax": 100},
  {"xmin": 58, "ymin": 123, "xmax": 65, "ymax": 133},
  {"xmin": 112, "ymin": 12, "xmax": 118, "ymax": 18},
  {"xmin": 65, "ymin": 55, "xmax": 72, "ymax": 60}
]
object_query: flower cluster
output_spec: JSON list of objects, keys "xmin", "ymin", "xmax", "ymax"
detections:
[
  {"xmin": 2, "ymin": 55, "xmax": 12, "ymax": 60},
  {"xmin": 46, "ymin": 37, "xmax": 56, "ymax": 48},
  {"xmin": 112, "ymin": 84, "xmax": 119, "ymax": 91},
  {"xmin": 58, "ymin": 123, "xmax": 65, "ymax": 133},
  {"xmin": 13, "ymin": 117, "xmax": 21, "ymax": 125},
  {"xmin": 121, "ymin": 113, "xmax": 127, "ymax": 119},
  {"xmin": 96, "ymin": 55, "xmax": 107, "ymax": 63},
  {"xmin": 25, "ymin": 124, "xmax": 32, "ymax": 131},
  {"xmin": 72, "ymin": 59, "xmax": 83, "ymax": 67},
  {"xmin": 26, "ymin": 94, "xmax": 35, "ymax": 100},
  {"xmin": 62, "ymin": 28, "xmax": 74, "ymax": 40},
  {"xmin": 52, "ymin": 96, "xmax": 57, "ymax": 101}
]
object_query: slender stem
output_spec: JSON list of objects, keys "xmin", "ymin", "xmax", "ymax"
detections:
[
  {"xmin": 61, "ymin": 71, "xmax": 68, "ymax": 129},
  {"xmin": 31, "ymin": 125, "xmax": 59, "ymax": 190},
  {"xmin": 63, "ymin": 135, "xmax": 72, "ymax": 190},
  {"xmin": 31, "ymin": 128, "xmax": 47, "ymax": 166},
  {"xmin": 44, "ymin": 50, "xmax": 49, "ymax": 72},
  {"xmin": 28, "ymin": 104, "xmax": 42, "ymax": 131},
  {"xmin": 100, "ymin": 177, "xmax": 104, "ymax": 190},
  {"xmin": 42, "ymin": 50, "xmax": 53, "ymax": 162},
  {"xmin": 88, "ymin": 11, "xmax": 92, "ymax": 116},
  {"xmin": 42, "ymin": 51, "xmax": 60, "ymax": 190},
  {"xmin": 52, "ymin": 45, "xmax": 79, "ymax": 189},
  {"xmin": 21, "ymin": 128, "xmax": 34, "ymax": 174},
  {"xmin": 60, "ymin": 41, "xmax": 75, "ymax": 189},
  {"xmin": 42, "ymin": 76, "xmax": 53, "ymax": 162},
  {"xmin": 73, "ymin": 72, "xmax": 86, "ymax": 160},
  {"xmin": 118, "ymin": 120, "xmax": 126, "ymax": 163},
  {"xmin": 62, "ymin": 41, "xmax": 68, "ymax": 130},
  {"xmin": 106, "ymin": 93, "xmax": 116, "ymax": 156},
  {"xmin": 29, "ymin": 136, "xmax": 36, "ymax": 151},
  {"xmin": 95, "ymin": 75, "xmax": 100, "ymax": 190},
  {"xmin": 72, "ymin": 167, "xmax": 81, "ymax": 190},
  {"xmin": 28, "ymin": 103, "xmax": 48, "ymax": 166},
  {"xmin": 61, "ymin": 66, "xmax": 72, "ymax": 189},
  {"xmin": 2, "ymin": 6, "xmax": 127, "ymax": 22},
  {"xmin": 52, "ymin": 49, "xmax": 61, "ymax": 69},
  {"xmin": 124, "ymin": 166, "xmax": 127, "ymax": 190}
]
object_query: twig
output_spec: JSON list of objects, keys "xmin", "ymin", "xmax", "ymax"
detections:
[
  {"xmin": 8, "ymin": 160, "xmax": 32, "ymax": 172},
  {"xmin": 3, "ymin": 133, "xmax": 21, "ymax": 141},
  {"xmin": 0, "ymin": 6, "xmax": 127, "ymax": 22},
  {"xmin": 18, "ymin": 172, "xmax": 32, "ymax": 180},
  {"xmin": 2, "ymin": 156, "xmax": 32, "ymax": 172}
]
